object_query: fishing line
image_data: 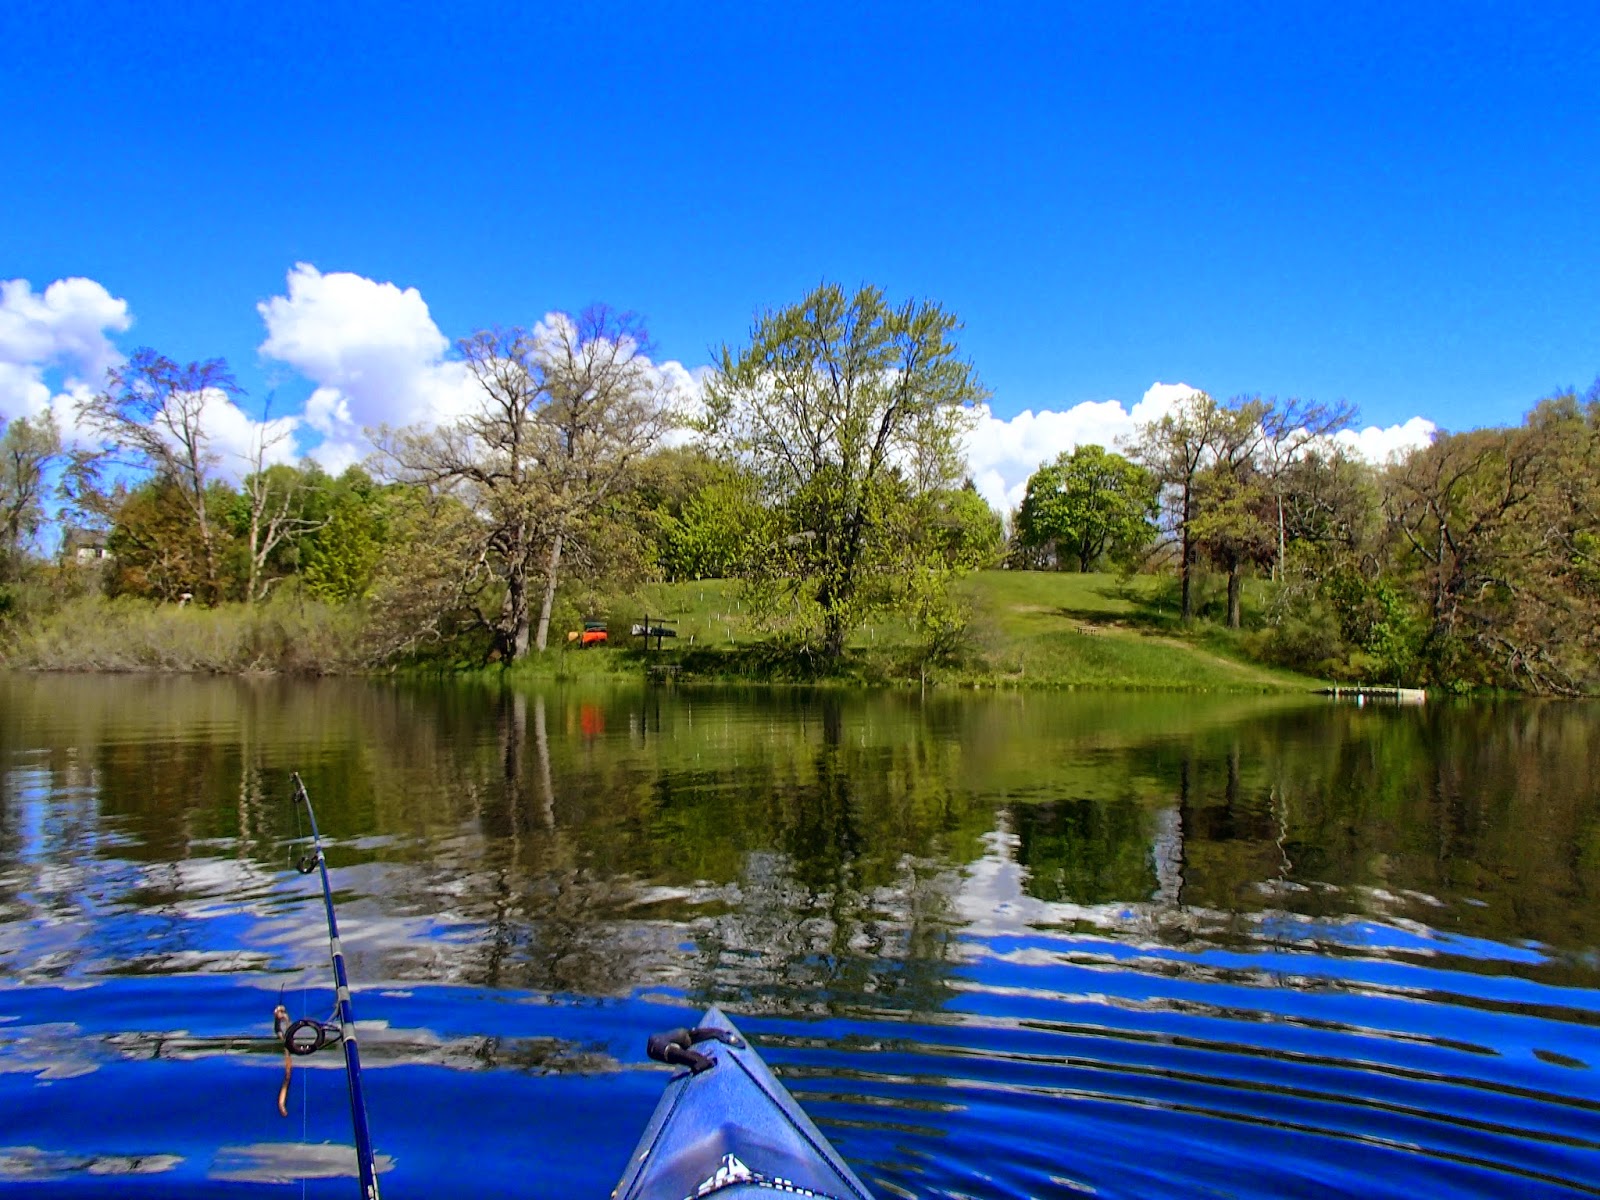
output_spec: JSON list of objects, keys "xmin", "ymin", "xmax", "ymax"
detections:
[{"xmin": 270, "ymin": 772, "xmax": 381, "ymax": 1200}]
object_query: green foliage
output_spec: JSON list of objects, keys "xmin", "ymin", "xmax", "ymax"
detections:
[
  {"xmin": 106, "ymin": 478, "xmax": 239, "ymax": 601},
  {"xmin": 654, "ymin": 471, "xmax": 767, "ymax": 581},
  {"xmin": 1128, "ymin": 391, "xmax": 1271, "ymax": 622},
  {"xmin": 1322, "ymin": 569, "xmax": 1423, "ymax": 681},
  {"xmin": 360, "ymin": 486, "xmax": 493, "ymax": 666},
  {"xmin": 706, "ymin": 282, "xmax": 988, "ymax": 660},
  {"xmin": 1255, "ymin": 559, "xmax": 1423, "ymax": 683},
  {"xmin": 0, "ymin": 412, "xmax": 63, "ymax": 580},
  {"xmin": 1383, "ymin": 390, "xmax": 1600, "ymax": 694},
  {"xmin": 1015, "ymin": 444, "xmax": 1156, "ymax": 572},
  {"xmin": 300, "ymin": 468, "xmax": 391, "ymax": 603},
  {"xmin": 930, "ymin": 481, "xmax": 1004, "ymax": 570}
]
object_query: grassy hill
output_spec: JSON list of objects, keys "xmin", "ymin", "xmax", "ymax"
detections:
[{"xmin": 539, "ymin": 571, "xmax": 1327, "ymax": 692}]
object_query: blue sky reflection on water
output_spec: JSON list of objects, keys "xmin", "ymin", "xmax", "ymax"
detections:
[{"xmin": 0, "ymin": 676, "xmax": 1597, "ymax": 1197}]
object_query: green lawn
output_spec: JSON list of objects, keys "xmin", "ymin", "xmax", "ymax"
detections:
[{"xmin": 534, "ymin": 571, "xmax": 1326, "ymax": 692}]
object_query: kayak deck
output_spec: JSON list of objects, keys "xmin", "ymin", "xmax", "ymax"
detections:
[{"xmin": 612, "ymin": 1007, "xmax": 874, "ymax": 1200}]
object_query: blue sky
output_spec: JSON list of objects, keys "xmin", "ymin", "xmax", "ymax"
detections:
[{"xmin": 5, "ymin": 1, "xmax": 1598, "ymax": 506}]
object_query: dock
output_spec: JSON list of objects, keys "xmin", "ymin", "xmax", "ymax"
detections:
[{"xmin": 1318, "ymin": 686, "xmax": 1426, "ymax": 705}]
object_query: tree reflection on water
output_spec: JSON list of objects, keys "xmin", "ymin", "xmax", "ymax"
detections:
[{"xmin": 1, "ymin": 676, "xmax": 1597, "ymax": 1002}]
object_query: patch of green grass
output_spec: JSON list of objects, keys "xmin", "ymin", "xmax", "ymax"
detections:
[
  {"xmin": 959, "ymin": 570, "xmax": 1322, "ymax": 690},
  {"xmin": 543, "ymin": 570, "xmax": 1326, "ymax": 692}
]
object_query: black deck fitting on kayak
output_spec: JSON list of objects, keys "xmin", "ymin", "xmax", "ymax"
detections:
[{"xmin": 647, "ymin": 1026, "xmax": 743, "ymax": 1074}]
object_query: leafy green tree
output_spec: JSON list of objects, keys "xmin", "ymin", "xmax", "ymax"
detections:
[
  {"xmin": 0, "ymin": 413, "xmax": 62, "ymax": 582},
  {"xmin": 361, "ymin": 486, "xmax": 489, "ymax": 663},
  {"xmin": 657, "ymin": 474, "xmax": 766, "ymax": 581},
  {"xmin": 1256, "ymin": 450, "xmax": 1405, "ymax": 679},
  {"xmin": 299, "ymin": 467, "xmax": 392, "ymax": 603},
  {"xmin": 376, "ymin": 310, "xmax": 675, "ymax": 662},
  {"xmin": 1130, "ymin": 393, "xmax": 1274, "ymax": 625},
  {"xmin": 78, "ymin": 349, "xmax": 241, "ymax": 604},
  {"xmin": 1190, "ymin": 461, "xmax": 1274, "ymax": 628},
  {"xmin": 1015, "ymin": 445, "xmax": 1155, "ymax": 573},
  {"xmin": 106, "ymin": 477, "xmax": 240, "ymax": 601},
  {"xmin": 929, "ymin": 480, "xmax": 1004, "ymax": 570},
  {"xmin": 627, "ymin": 448, "xmax": 765, "ymax": 581},
  {"xmin": 705, "ymin": 282, "xmax": 987, "ymax": 661},
  {"xmin": 1130, "ymin": 392, "xmax": 1263, "ymax": 620},
  {"xmin": 1321, "ymin": 567, "xmax": 1423, "ymax": 682},
  {"xmin": 1276, "ymin": 448, "xmax": 1379, "ymax": 555},
  {"xmin": 1383, "ymin": 391, "xmax": 1600, "ymax": 694}
]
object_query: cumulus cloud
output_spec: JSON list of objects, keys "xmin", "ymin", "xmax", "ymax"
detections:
[
  {"xmin": 257, "ymin": 263, "xmax": 477, "ymax": 468},
  {"xmin": 0, "ymin": 277, "xmax": 300, "ymax": 493},
  {"xmin": 962, "ymin": 382, "xmax": 1439, "ymax": 513},
  {"xmin": 200, "ymin": 396, "xmax": 302, "ymax": 477},
  {"xmin": 963, "ymin": 382, "xmax": 1201, "ymax": 512},
  {"xmin": 259, "ymin": 265, "xmax": 707, "ymax": 467},
  {"xmin": 0, "ymin": 277, "xmax": 132, "ymax": 435},
  {"xmin": 1333, "ymin": 416, "xmax": 1437, "ymax": 464}
]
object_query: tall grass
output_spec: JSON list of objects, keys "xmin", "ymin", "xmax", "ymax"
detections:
[{"xmin": 4, "ymin": 593, "xmax": 368, "ymax": 674}]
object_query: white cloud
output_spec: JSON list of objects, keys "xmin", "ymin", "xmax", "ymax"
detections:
[
  {"xmin": 258, "ymin": 267, "xmax": 706, "ymax": 468},
  {"xmin": 963, "ymin": 382, "xmax": 1201, "ymax": 512},
  {"xmin": 963, "ymin": 383, "xmax": 1439, "ymax": 513},
  {"xmin": 257, "ymin": 263, "xmax": 477, "ymax": 465},
  {"xmin": 198, "ymin": 393, "xmax": 302, "ymax": 477},
  {"xmin": 0, "ymin": 277, "xmax": 132, "ymax": 433},
  {"xmin": 1333, "ymin": 416, "xmax": 1437, "ymax": 463}
]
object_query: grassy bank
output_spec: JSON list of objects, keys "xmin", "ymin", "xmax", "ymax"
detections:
[
  {"xmin": 526, "ymin": 571, "xmax": 1326, "ymax": 692},
  {"xmin": 1, "ymin": 572, "xmax": 1328, "ymax": 692}
]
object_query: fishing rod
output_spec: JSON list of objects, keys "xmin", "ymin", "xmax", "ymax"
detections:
[{"xmin": 278, "ymin": 771, "xmax": 381, "ymax": 1200}]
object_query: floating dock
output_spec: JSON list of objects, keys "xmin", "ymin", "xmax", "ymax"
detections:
[{"xmin": 1318, "ymin": 686, "xmax": 1427, "ymax": 705}]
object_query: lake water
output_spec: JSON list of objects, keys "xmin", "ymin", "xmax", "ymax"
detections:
[{"xmin": 1, "ymin": 674, "xmax": 1597, "ymax": 1198}]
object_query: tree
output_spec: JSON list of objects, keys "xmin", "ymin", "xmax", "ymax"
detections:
[
  {"xmin": 1277, "ymin": 448, "xmax": 1379, "ymax": 556},
  {"xmin": 929, "ymin": 480, "xmax": 1005, "ymax": 571},
  {"xmin": 627, "ymin": 448, "xmax": 764, "ymax": 581},
  {"xmin": 655, "ymin": 473, "xmax": 766, "ymax": 581},
  {"xmin": 1128, "ymin": 391, "xmax": 1266, "ymax": 621},
  {"xmin": 1189, "ymin": 458, "xmax": 1274, "ymax": 628},
  {"xmin": 78, "ymin": 349, "xmax": 240, "ymax": 604},
  {"xmin": 1257, "ymin": 396, "xmax": 1357, "ymax": 579},
  {"xmin": 236, "ymin": 416, "xmax": 327, "ymax": 604},
  {"xmin": 1382, "ymin": 390, "xmax": 1600, "ymax": 694},
  {"xmin": 376, "ymin": 309, "xmax": 675, "ymax": 661},
  {"xmin": 361, "ymin": 485, "xmax": 488, "ymax": 663},
  {"xmin": 704, "ymin": 283, "xmax": 986, "ymax": 662},
  {"xmin": 0, "ymin": 412, "xmax": 63, "ymax": 581},
  {"xmin": 1384, "ymin": 422, "xmax": 1555, "ymax": 689},
  {"xmin": 106, "ymin": 477, "xmax": 236, "ymax": 601},
  {"xmin": 299, "ymin": 467, "xmax": 393, "ymax": 603},
  {"xmin": 1015, "ymin": 445, "xmax": 1156, "ymax": 572}
]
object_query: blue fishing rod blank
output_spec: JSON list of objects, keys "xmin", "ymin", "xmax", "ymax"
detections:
[{"xmin": 291, "ymin": 771, "xmax": 381, "ymax": 1200}]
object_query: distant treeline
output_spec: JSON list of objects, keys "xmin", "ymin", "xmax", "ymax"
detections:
[
  {"xmin": 1010, "ymin": 384, "xmax": 1600, "ymax": 695},
  {"xmin": 0, "ymin": 283, "xmax": 1595, "ymax": 694}
]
